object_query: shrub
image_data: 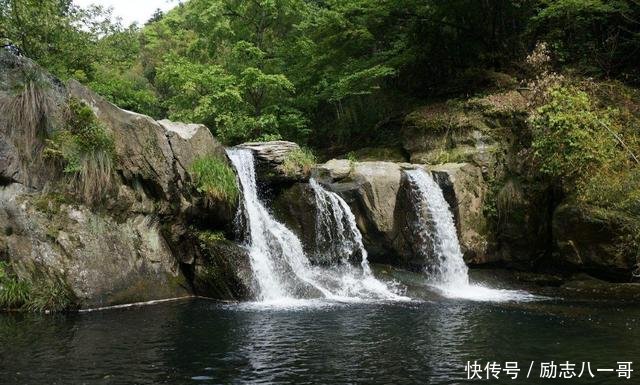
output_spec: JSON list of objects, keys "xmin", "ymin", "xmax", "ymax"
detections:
[
  {"xmin": 190, "ymin": 156, "xmax": 239, "ymax": 203},
  {"xmin": 44, "ymin": 98, "xmax": 116, "ymax": 204},
  {"xmin": 530, "ymin": 86, "xmax": 617, "ymax": 189},
  {"xmin": 281, "ymin": 147, "xmax": 316, "ymax": 177}
]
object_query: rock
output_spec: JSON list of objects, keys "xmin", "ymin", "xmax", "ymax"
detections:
[
  {"xmin": 401, "ymin": 102, "xmax": 498, "ymax": 174},
  {"xmin": 430, "ymin": 163, "xmax": 490, "ymax": 264},
  {"xmin": 191, "ymin": 237, "xmax": 254, "ymax": 300},
  {"xmin": 314, "ymin": 160, "xmax": 415, "ymax": 265},
  {"xmin": 272, "ymin": 183, "xmax": 320, "ymax": 261},
  {"xmin": 561, "ymin": 274, "xmax": 640, "ymax": 300},
  {"xmin": 553, "ymin": 205, "xmax": 637, "ymax": 279},
  {"xmin": 0, "ymin": 185, "xmax": 191, "ymax": 309},
  {"xmin": 0, "ymin": 52, "xmax": 245, "ymax": 309},
  {"xmin": 237, "ymin": 141, "xmax": 307, "ymax": 182}
]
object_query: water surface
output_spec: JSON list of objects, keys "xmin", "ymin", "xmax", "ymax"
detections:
[{"xmin": 1, "ymin": 297, "xmax": 639, "ymax": 384}]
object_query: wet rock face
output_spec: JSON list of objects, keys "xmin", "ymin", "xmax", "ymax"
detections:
[
  {"xmin": 313, "ymin": 160, "xmax": 415, "ymax": 266},
  {"xmin": 553, "ymin": 204, "xmax": 638, "ymax": 280},
  {"xmin": 430, "ymin": 163, "xmax": 490, "ymax": 265},
  {"xmin": 272, "ymin": 183, "xmax": 320, "ymax": 262}
]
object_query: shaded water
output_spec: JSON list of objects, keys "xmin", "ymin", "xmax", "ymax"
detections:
[{"xmin": 1, "ymin": 298, "xmax": 639, "ymax": 384}]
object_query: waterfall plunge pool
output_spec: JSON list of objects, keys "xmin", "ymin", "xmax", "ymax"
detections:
[{"xmin": 1, "ymin": 294, "xmax": 639, "ymax": 385}]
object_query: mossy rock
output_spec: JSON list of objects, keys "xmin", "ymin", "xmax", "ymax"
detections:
[{"xmin": 192, "ymin": 234, "xmax": 253, "ymax": 300}]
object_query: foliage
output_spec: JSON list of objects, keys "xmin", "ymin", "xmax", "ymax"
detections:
[
  {"xmin": 44, "ymin": 98, "xmax": 116, "ymax": 204},
  {"xmin": 196, "ymin": 230, "xmax": 227, "ymax": 247},
  {"xmin": 530, "ymin": 86, "xmax": 617, "ymax": 188},
  {"xmin": 190, "ymin": 157, "xmax": 239, "ymax": 203},
  {"xmin": 0, "ymin": 67, "xmax": 55, "ymax": 161},
  {"xmin": 0, "ymin": 262, "xmax": 31, "ymax": 310},
  {"xmin": 281, "ymin": 147, "xmax": 316, "ymax": 177},
  {"xmin": 23, "ymin": 274, "xmax": 76, "ymax": 313}
]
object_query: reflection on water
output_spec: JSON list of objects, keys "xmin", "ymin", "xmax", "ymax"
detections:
[{"xmin": 1, "ymin": 298, "xmax": 640, "ymax": 384}]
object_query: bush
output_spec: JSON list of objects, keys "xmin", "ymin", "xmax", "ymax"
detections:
[
  {"xmin": 281, "ymin": 147, "xmax": 316, "ymax": 177},
  {"xmin": 190, "ymin": 156, "xmax": 239, "ymax": 203},
  {"xmin": 44, "ymin": 98, "xmax": 116, "ymax": 204},
  {"xmin": 530, "ymin": 86, "xmax": 617, "ymax": 189}
]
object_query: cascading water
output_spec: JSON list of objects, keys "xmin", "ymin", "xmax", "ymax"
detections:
[
  {"xmin": 226, "ymin": 148, "xmax": 405, "ymax": 304},
  {"xmin": 404, "ymin": 168, "xmax": 537, "ymax": 301},
  {"xmin": 309, "ymin": 178, "xmax": 401, "ymax": 297},
  {"xmin": 404, "ymin": 169, "xmax": 469, "ymax": 287}
]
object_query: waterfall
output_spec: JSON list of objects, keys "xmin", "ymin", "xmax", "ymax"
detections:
[
  {"xmin": 226, "ymin": 148, "xmax": 405, "ymax": 303},
  {"xmin": 404, "ymin": 168, "xmax": 538, "ymax": 301},
  {"xmin": 404, "ymin": 168, "xmax": 469, "ymax": 287}
]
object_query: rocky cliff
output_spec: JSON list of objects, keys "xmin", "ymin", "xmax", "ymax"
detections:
[{"xmin": 0, "ymin": 51, "xmax": 252, "ymax": 310}]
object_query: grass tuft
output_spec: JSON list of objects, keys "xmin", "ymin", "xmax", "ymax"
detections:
[
  {"xmin": 190, "ymin": 156, "xmax": 239, "ymax": 204},
  {"xmin": 44, "ymin": 98, "xmax": 115, "ymax": 205},
  {"xmin": 281, "ymin": 147, "xmax": 316, "ymax": 177},
  {"xmin": 0, "ymin": 67, "xmax": 56, "ymax": 162}
]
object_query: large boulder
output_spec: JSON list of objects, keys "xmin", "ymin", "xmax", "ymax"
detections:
[
  {"xmin": 314, "ymin": 160, "xmax": 416, "ymax": 266},
  {"xmin": 0, "ymin": 51, "xmax": 249, "ymax": 309},
  {"xmin": 430, "ymin": 163, "xmax": 490, "ymax": 264},
  {"xmin": 236, "ymin": 141, "xmax": 307, "ymax": 183},
  {"xmin": 0, "ymin": 184, "xmax": 191, "ymax": 309},
  {"xmin": 67, "ymin": 81, "xmax": 230, "ymax": 219}
]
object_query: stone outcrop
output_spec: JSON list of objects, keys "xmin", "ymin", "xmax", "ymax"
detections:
[
  {"xmin": 237, "ymin": 141, "xmax": 306, "ymax": 182},
  {"xmin": 0, "ymin": 51, "xmax": 250, "ymax": 310},
  {"xmin": 0, "ymin": 184, "xmax": 190, "ymax": 308},
  {"xmin": 313, "ymin": 160, "xmax": 417, "ymax": 266}
]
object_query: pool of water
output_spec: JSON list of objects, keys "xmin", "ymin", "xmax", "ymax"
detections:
[{"xmin": 1, "ymin": 296, "xmax": 639, "ymax": 384}]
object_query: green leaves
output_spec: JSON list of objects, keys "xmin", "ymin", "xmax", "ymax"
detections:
[{"xmin": 530, "ymin": 86, "xmax": 617, "ymax": 188}]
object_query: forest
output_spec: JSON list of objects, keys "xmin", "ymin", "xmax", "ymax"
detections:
[{"xmin": 2, "ymin": 0, "xmax": 638, "ymax": 148}]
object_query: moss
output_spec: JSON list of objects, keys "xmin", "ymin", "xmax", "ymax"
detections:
[
  {"xmin": 190, "ymin": 156, "xmax": 239, "ymax": 204},
  {"xmin": 196, "ymin": 230, "xmax": 228, "ymax": 247},
  {"xmin": 352, "ymin": 147, "xmax": 407, "ymax": 162},
  {"xmin": 466, "ymin": 90, "xmax": 529, "ymax": 119},
  {"xmin": 404, "ymin": 102, "xmax": 469, "ymax": 134}
]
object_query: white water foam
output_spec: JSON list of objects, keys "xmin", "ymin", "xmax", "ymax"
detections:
[
  {"xmin": 226, "ymin": 148, "xmax": 407, "ymax": 305},
  {"xmin": 405, "ymin": 168, "xmax": 539, "ymax": 302}
]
